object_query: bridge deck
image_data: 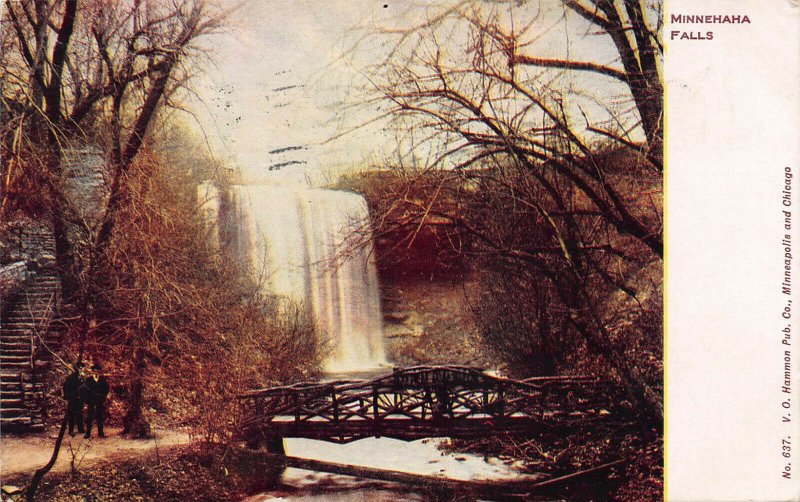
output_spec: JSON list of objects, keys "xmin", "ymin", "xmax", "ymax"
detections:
[{"xmin": 238, "ymin": 365, "xmax": 618, "ymax": 444}]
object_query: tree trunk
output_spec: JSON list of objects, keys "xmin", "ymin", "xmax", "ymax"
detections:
[
  {"xmin": 26, "ymin": 408, "xmax": 69, "ymax": 501},
  {"xmin": 572, "ymin": 310, "xmax": 663, "ymax": 425},
  {"xmin": 555, "ymin": 274, "xmax": 663, "ymax": 425},
  {"xmin": 122, "ymin": 346, "xmax": 151, "ymax": 438},
  {"xmin": 52, "ymin": 209, "xmax": 78, "ymax": 299}
]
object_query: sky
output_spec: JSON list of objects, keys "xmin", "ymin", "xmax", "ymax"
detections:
[
  {"xmin": 188, "ymin": 0, "xmax": 638, "ymax": 186},
  {"xmin": 190, "ymin": 1, "xmax": 400, "ymax": 184}
]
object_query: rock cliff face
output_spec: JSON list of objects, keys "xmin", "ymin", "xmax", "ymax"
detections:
[
  {"xmin": 0, "ymin": 218, "xmax": 55, "ymax": 302},
  {"xmin": 381, "ymin": 277, "xmax": 497, "ymax": 369},
  {"xmin": 0, "ymin": 220, "xmax": 61, "ymax": 433},
  {"xmin": 0, "ymin": 146, "xmax": 104, "ymax": 432},
  {"xmin": 62, "ymin": 147, "xmax": 107, "ymax": 227},
  {"xmin": 0, "ymin": 217, "xmax": 55, "ymax": 267},
  {"xmin": 1, "ymin": 147, "xmax": 105, "ymax": 299},
  {"xmin": 334, "ymin": 171, "xmax": 492, "ymax": 368}
]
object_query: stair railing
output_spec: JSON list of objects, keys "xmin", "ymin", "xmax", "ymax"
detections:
[{"xmin": 19, "ymin": 371, "xmax": 27, "ymax": 416}]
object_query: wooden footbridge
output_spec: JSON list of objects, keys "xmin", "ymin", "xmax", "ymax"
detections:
[{"xmin": 238, "ymin": 365, "xmax": 619, "ymax": 446}]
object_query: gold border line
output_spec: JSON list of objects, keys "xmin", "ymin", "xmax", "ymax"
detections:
[{"xmin": 662, "ymin": 0, "xmax": 670, "ymax": 499}]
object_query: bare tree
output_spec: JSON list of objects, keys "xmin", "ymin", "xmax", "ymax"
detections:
[
  {"xmin": 2, "ymin": 0, "xmax": 226, "ymax": 294},
  {"xmin": 1, "ymin": 2, "xmax": 228, "ymax": 498},
  {"xmin": 2, "ymin": 0, "xmax": 227, "ymax": 401},
  {"xmin": 352, "ymin": 0, "xmax": 663, "ymax": 420},
  {"xmin": 85, "ymin": 147, "xmax": 320, "ymax": 440}
]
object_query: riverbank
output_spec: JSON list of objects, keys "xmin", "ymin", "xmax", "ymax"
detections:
[
  {"xmin": 2, "ymin": 427, "xmax": 191, "ymax": 477},
  {"xmin": 2, "ymin": 421, "xmax": 659, "ymax": 501},
  {"xmin": 3, "ymin": 439, "xmax": 493, "ymax": 501},
  {"xmin": 2, "ymin": 427, "xmax": 527, "ymax": 501},
  {"xmin": 2, "ymin": 442, "xmax": 288, "ymax": 501}
]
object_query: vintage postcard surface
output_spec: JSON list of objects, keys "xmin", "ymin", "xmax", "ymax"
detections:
[
  {"xmin": 666, "ymin": 0, "xmax": 799, "ymax": 500},
  {"xmin": 0, "ymin": 0, "xmax": 797, "ymax": 501}
]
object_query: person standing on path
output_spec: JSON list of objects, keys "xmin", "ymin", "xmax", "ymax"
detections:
[
  {"xmin": 83, "ymin": 362, "xmax": 109, "ymax": 438},
  {"xmin": 62, "ymin": 363, "xmax": 85, "ymax": 436}
]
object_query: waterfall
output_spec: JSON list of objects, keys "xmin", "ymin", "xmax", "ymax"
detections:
[{"xmin": 201, "ymin": 183, "xmax": 387, "ymax": 372}]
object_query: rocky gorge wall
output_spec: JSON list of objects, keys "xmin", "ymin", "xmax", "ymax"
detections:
[
  {"xmin": 1, "ymin": 146, "xmax": 105, "ymax": 306},
  {"xmin": 333, "ymin": 171, "xmax": 494, "ymax": 369},
  {"xmin": 0, "ymin": 217, "xmax": 56, "ymax": 304},
  {"xmin": 381, "ymin": 277, "xmax": 496, "ymax": 369}
]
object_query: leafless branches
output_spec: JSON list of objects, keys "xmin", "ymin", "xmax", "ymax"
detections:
[
  {"xmin": 347, "ymin": 0, "xmax": 663, "ymax": 420},
  {"xmin": 1, "ymin": 0, "xmax": 227, "ymax": 298}
]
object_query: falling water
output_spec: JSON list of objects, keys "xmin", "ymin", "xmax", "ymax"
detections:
[{"xmin": 200, "ymin": 183, "xmax": 386, "ymax": 372}]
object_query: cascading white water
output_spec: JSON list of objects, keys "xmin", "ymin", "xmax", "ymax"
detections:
[{"xmin": 201, "ymin": 183, "xmax": 386, "ymax": 372}]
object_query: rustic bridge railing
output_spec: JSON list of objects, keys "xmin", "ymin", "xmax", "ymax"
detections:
[{"xmin": 238, "ymin": 365, "xmax": 619, "ymax": 446}]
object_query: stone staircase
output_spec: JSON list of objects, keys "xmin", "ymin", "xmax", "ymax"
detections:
[{"xmin": 0, "ymin": 269, "xmax": 61, "ymax": 432}]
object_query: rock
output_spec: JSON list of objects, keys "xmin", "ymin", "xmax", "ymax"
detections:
[
  {"xmin": 384, "ymin": 322, "xmax": 423, "ymax": 338},
  {"xmin": 36, "ymin": 254, "xmax": 56, "ymax": 269},
  {"xmin": 383, "ymin": 311, "xmax": 425, "ymax": 338},
  {"xmin": 2, "ymin": 485, "xmax": 23, "ymax": 495},
  {"xmin": 383, "ymin": 311, "xmax": 409, "ymax": 323}
]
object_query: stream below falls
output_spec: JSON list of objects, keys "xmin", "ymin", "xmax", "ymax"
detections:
[{"xmin": 241, "ymin": 436, "xmax": 534, "ymax": 501}]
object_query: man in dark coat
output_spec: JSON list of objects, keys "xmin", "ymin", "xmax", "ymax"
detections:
[
  {"xmin": 62, "ymin": 363, "xmax": 84, "ymax": 436},
  {"xmin": 82, "ymin": 362, "xmax": 109, "ymax": 438}
]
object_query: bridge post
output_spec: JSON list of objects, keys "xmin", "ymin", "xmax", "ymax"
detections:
[
  {"xmin": 423, "ymin": 386, "xmax": 432, "ymax": 420},
  {"xmin": 497, "ymin": 386, "xmax": 505, "ymax": 418},
  {"xmin": 245, "ymin": 433, "xmax": 261, "ymax": 450},
  {"xmin": 372, "ymin": 386, "xmax": 379, "ymax": 420},
  {"xmin": 266, "ymin": 436, "xmax": 286, "ymax": 455},
  {"xmin": 331, "ymin": 387, "xmax": 339, "ymax": 423},
  {"xmin": 434, "ymin": 383, "xmax": 450, "ymax": 419}
]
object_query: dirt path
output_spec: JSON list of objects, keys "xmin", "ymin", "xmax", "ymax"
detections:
[{"xmin": 1, "ymin": 426, "xmax": 192, "ymax": 477}]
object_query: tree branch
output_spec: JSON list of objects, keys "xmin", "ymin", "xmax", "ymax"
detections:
[
  {"xmin": 44, "ymin": 0, "xmax": 79, "ymax": 125},
  {"xmin": 5, "ymin": 0, "xmax": 37, "ymax": 71},
  {"xmin": 510, "ymin": 55, "xmax": 627, "ymax": 82}
]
